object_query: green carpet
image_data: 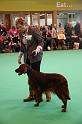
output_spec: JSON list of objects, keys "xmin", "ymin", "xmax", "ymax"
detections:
[{"xmin": 0, "ymin": 50, "xmax": 82, "ymax": 124}]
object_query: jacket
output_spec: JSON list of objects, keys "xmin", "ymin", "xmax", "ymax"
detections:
[{"xmin": 19, "ymin": 26, "xmax": 44, "ymax": 63}]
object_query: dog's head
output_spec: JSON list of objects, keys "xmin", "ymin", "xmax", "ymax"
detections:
[{"xmin": 15, "ymin": 64, "xmax": 29, "ymax": 75}]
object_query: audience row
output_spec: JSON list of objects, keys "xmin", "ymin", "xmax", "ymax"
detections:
[{"xmin": 0, "ymin": 22, "xmax": 82, "ymax": 53}]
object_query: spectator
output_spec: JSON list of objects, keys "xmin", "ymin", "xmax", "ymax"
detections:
[{"xmin": 74, "ymin": 22, "xmax": 80, "ymax": 36}]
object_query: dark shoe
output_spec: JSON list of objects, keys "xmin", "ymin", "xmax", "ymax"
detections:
[
  {"xmin": 46, "ymin": 99, "xmax": 51, "ymax": 102},
  {"xmin": 23, "ymin": 96, "xmax": 35, "ymax": 102},
  {"xmin": 46, "ymin": 97, "xmax": 51, "ymax": 102}
]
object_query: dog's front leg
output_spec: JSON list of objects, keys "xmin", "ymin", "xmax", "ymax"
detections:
[{"xmin": 34, "ymin": 89, "xmax": 42, "ymax": 107}]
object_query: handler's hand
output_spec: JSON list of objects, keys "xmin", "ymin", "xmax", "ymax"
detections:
[
  {"xmin": 32, "ymin": 50, "xmax": 37, "ymax": 56},
  {"xmin": 18, "ymin": 58, "xmax": 22, "ymax": 64}
]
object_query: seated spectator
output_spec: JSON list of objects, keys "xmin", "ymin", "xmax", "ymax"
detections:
[
  {"xmin": 57, "ymin": 30, "xmax": 67, "ymax": 50},
  {"xmin": 8, "ymin": 26, "xmax": 19, "ymax": 52},
  {"xmin": 8, "ymin": 26, "xmax": 19, "ymax": 43},
  {"xmin": 0, "ymin": 23, "xmax": 7, "ymax": 37},
  {"xmin": 71, "ymin": 30, "xmax": 79, "ymax": 49},
  {"xmin": 73, "ymin": 42, "xmax": 79, "ymax": 49},
  {"xmin": 51, "ymin": 24, "xmax": 57, "ymax": 49},
  {"xmin": 46, "ymin": 27, "xmax": 52, "ymax": 50},
  {"xmin": 78, "ymin": 28, "xmax": 82, "ymax": 49},
  {"xmin": 0, "ymin": 24, "xmax": 7, "ymax": 52}
]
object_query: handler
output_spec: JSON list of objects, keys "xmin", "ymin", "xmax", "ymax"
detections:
[{"xmin": 16, "ymin": 17, "xmax": 51, "ymax": 102}]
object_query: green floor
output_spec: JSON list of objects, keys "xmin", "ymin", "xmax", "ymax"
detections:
[{"xmin": 0, "ymin": 50, "xmax": 82, "ymax": 124}]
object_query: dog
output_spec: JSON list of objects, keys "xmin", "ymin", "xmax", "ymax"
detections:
[{"xmin": 15, "ymin": 64, "xmax": 70, "ymax": 112}]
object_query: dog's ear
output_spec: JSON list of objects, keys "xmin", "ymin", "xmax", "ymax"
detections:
[{"xmin": 24, "ymin": 66, "xmax": 28, "ymax": 73}]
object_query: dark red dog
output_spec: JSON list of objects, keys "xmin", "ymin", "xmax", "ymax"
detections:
[{"xmin": 15, "ymin": 64, "xmax": 70, "ymax": 112}]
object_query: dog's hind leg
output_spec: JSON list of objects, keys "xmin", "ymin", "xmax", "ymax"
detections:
[
  {"xmin": 61, "ymin": 99, "xmax": 67, "ymax": 112},
  {"xmin": 55, "ymin": 91, "xmax": 67, "ymax": 112}
]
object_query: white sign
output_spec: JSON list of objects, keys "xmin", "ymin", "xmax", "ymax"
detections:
[{"xmin": 56, "ymin": 2, "xmax": 72, "ymax": 7}]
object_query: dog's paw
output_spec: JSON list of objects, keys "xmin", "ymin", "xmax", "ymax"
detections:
[
  {"xmin": 34, "ymin": 103, "xmax": 39, "ymax": 107},
  {"xmin": 62, "ymin": 108, "xmax": 66, "ymax": 112}
]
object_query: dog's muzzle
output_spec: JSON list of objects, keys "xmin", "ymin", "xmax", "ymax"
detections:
[{"xmin": 15, "ymin": 69, "xmax": 22, "ymax": 75}]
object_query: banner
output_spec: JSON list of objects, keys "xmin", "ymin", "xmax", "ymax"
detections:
[{"xmin": 0, "ymin": 0, "xmax": 82, "ymax": 11}]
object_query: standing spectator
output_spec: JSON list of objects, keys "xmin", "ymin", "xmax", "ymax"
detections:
[
  {"xmin": 74, "ymin": 22, "xmax": 80, "ymax": 36},
  {"xmin": 64, "ymin": 22, "xmax": 73, "ymax": 49},
  {"xmin": 41, "ymin": 25, "xmax": 48, "ymax": 51}
]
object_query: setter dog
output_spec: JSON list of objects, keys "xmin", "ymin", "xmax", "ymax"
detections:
[{"xmin": 15, "ymin": 64, "xmax": 70, "ymax": 112}]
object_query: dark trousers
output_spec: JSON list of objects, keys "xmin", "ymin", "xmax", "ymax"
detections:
[
  {"xmin": 26, "ymin": 57, "xmax": 41, "ymax": 96},
  {"xmin": 26, "ymin": 57, "xmax": 41, "ymax": 72}
]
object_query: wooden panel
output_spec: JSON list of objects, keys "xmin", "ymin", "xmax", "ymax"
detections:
[{"xmin": 5, "ymin": 14, "xmax": 11, "ymax": 29}]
